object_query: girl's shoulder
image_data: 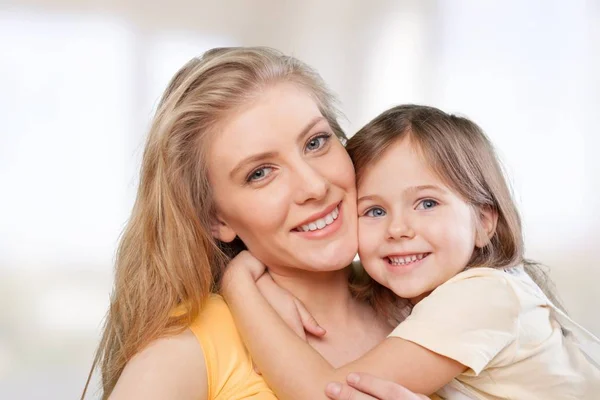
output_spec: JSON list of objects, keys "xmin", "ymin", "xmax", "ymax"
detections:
[
  {"xmin": 413, "ymin": 267, "xmax": 524, "ymax": 321},
  {"xmin": 446, "ymin": 266, "xmax": 514, "ymax": 283},
  {"xmin": 390, "ymin": 266, "xmax": 551, "ymax": 376},
  {"xmin": 443, "ymin": 266, "xmax": 548, "ymax": 306}
]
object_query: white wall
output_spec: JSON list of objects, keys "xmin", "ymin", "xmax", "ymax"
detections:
[{"xmin": 1, "ymin": 1, "xmax": 598, "ymax": 398}]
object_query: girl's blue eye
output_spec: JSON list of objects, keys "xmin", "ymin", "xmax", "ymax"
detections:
[
  {"xmin": 247, "ymin": 166, "xmax": 273, "ymax": 182},
  {"xmin": 305, "ymin": 133, "xmax": 331, "ymax": 152},
  {"xmin": 365, "ymin": 207, "xmax": 386, "ymax": 217},
  {"xmin": 416, "ymin": 199, "xmax": 438, "ymax": 210}
]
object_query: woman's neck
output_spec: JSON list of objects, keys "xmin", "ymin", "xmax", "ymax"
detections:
[
  {"xmin": 268, "ymin": 266, "xmax": 358, "ymax": 325},
  {"xmin": 268, "ymin": 265, "xmax": 393, "ymax": 367}
]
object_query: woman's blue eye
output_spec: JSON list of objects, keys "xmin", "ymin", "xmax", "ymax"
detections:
[
  {"xmin": 247, "ymin": 166, "xmax": 273, "ymax": 182},
  {"xmin": 305, "ymin": 133, "xmax": 331, "ymax": 152},
  {"xmin": 365, "ymin": 207, "xmax": 386, "ymax": 217},
  {"xmin": 416, "ymin": 199, "xmax": 438, "ymax": 210}
]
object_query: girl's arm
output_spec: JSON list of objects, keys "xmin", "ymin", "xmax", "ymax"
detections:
[
  {"xmin": 221, "ymin": 251, "xmax": 465, "ymax": 400},
  {"xmin": 256, "ymin": 271, "xmax": 326, "ymax": 340},
  {"xmin": 325, "ymin": 373, "xmax": 431, "ymax": 400}
]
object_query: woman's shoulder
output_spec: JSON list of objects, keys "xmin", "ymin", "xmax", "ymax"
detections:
[
  {"xmin": 188, "ymin": 293, "xmax": 277, "ymax": 400},
  {"xmin": 188, "ymin": 294, "xmax": 239, "ymax": 342},
  {"xmin": 110, "ymin": 329, "xmax": 207, "ymax": 400},
  {"xmin": 191, "ymin": 294, "xmax": 232, "ymax": 322},
  {"xmin": 188, "ymin": 293, "xmax": 255, "ymax": 378}
]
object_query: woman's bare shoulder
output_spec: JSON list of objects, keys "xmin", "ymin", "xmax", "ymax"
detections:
[{"xmin": 109, "ymin": 329, "xmax": 207, "ymax": 400}]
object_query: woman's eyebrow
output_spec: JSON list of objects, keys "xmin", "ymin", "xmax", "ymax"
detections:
[
  {"xmin": 229, "ymin": 116, "xmax": 326, "ymax": 178},
  {"xmin": 229, "ymin": 151, "xmax": 278, "ymax": 179},
  {"xmin": 295, "ymin": 116, "xmax": 326, "ymax": 144}
]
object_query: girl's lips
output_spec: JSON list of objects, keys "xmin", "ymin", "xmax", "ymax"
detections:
[
  {"xmin": 386, "ymin": 252, "xmax": 431, "ymax": 266},
  {"xmin": 385, "ymin": 252, "xmax": 431, "ymax": 273}
]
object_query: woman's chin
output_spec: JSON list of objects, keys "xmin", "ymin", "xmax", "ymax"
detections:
[{"xmin": 302, "ymin": 247, "xmax": 358, "ymax": 273}]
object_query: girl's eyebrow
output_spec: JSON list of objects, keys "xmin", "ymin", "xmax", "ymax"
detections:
[
  {"xmin": 357, "ymin": 194, "xmax": 381, "ymax": 203},
  {"xmin": 358, "ymin": 185, "xmax": 447, "ymax": 203},
  {"xmin": 404, "ymin": 184, "xmax": 447, "ymax": 196}
]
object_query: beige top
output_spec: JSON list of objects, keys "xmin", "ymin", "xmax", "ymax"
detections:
[{"xmin": 389, "ymin": 267, "xmax": 600, "ymax": 399}]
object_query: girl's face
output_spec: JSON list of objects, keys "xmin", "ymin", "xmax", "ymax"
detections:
[
  {"xmin": 207, "ymin": 83, "xmax": 358, "ymax": 276},
  {"xmin": 356, "ymin": 138, "xmax": 489, "ymax": 303}
]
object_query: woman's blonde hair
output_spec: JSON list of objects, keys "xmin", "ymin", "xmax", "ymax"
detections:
[
  {"xmin": 82, "ymin": 46, "xmax": 347, "ymax": 399},
  {"xmin": 347, "ymin": 104, "xmax": 564, "ymax": 319}
]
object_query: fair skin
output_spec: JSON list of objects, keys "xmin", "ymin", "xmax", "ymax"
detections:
[
  {"xmin": 356, "ymin": 138, "xmax": 496, "ymax": 302},
  {"xmin": 222, "ymin": 137, "xmax": 498, "ymax": 398},
  {"xmin": 110, "ymin": 83, "xmax": 419, "ymax": 399},
  {"xmin": 210, "ymin": 83, "xmax": 391, "ymax": 368}
]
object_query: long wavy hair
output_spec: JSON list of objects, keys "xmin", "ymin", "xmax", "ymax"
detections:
[
  {"xmin": 347, "ymin": 104, "xmax": 564, "ymax": 319},
  {"xmin": 82, "ymin": 46, "xmax": 348, "ymax": 399}
]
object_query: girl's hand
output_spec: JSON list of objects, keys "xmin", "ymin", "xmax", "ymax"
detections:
[
  {"xmin": 221, "ymin": 250, "xmax": 267, "ymax": 296},
  {"xmin": 226, "ymin": 250, "xmax": 267, "ymax": 281},
  {"xmin": 252, "ymin": 272, "xmax": 326, "ymax": 375},
  {"xmin": 325, "ymin": 373, "xmax": 429, "ymax": 400},
  {"xmin": 256, "ymin": 272, "xmax": 326, "ymax": 340},
  {"xmin": 222, "ymin": 250, "xmax": 325, "ymax": 338}
]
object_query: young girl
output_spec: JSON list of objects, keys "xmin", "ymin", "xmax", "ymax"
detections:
[{"xmin": 221, "ymin": 104, "xmax": 600, "ymax": 399}]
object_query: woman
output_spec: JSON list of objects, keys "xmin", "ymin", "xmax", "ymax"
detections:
[{"xmin": 83, "ymin": 46, "xmax": 426, "ymax": 400}]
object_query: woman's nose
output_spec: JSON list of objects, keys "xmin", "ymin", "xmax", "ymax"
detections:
[{"xmin": 293, "ymin": 162, "xmax": 329, "ymax": 204}]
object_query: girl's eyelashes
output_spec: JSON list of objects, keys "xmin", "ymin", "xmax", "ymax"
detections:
[
  {"xmin": 415, "ymin": 199, "xmax": 439, "ymax": 210},
  {"xmin": 363, "ymin": 206, "xmax": 387, "ymax": 218},
  {"xmin": 359, "ymin": 198, "xmax": 439, "ymax": 216}
]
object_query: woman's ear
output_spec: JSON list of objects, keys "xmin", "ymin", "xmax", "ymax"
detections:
[
  {"xmin": 475, "ymin": 206, "xmax": 498, "ymax": 248},
  {"xmin": 211, "ymin": 216, "xmax": 237, "ymax": 243}
]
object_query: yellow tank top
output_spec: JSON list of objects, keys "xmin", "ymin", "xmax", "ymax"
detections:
[
  {"xmin": 189, "ymin": 294, "xmax": 277, "ymax": 399},
  {"xmin": 190, "ymin": 294, "xmax": 441, "ymax": 400}
]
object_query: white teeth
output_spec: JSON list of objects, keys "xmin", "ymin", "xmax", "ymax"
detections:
[
  {"xmin": 388, "ymin": 253, "xmax": 428, "ymax": 265},
  {"xmin": 297, "ymin": 206, "xmax": 339, "ymax": 232}
]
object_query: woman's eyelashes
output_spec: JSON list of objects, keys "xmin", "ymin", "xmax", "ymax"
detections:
[
  {"xmin": 244, "ymin": 132, "xmax": 333, "ymax": 184},
  {"xmin": 304, "ymin": 132, "xmax": 332, "ymax": 153},
  {"xmin": 246, "ymin": 166, "xmax": 275, "ymax": 183}
]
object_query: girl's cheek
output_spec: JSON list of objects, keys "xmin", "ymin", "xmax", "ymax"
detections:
[{"xmin": 358, "ymin": 224, "xmax": 378, "ymax": 253}]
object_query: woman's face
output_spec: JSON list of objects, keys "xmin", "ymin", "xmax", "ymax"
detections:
[{"xmin": 207, "ymin": 83, "xmax": 358, "ymax": 275}]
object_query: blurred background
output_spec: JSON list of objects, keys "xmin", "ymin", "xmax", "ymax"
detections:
[{"xmin": 1, "ymin": 0, "xmax": 599, "ymax": 398}]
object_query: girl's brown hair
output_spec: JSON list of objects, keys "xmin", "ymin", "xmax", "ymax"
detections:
[
  {"xmin": 82, "ymin": 46, "xmax": 347, "ymax": 399},
  {"xmin": 348, "ymin": 104, "xmax": 563, "ymax": 319}
]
